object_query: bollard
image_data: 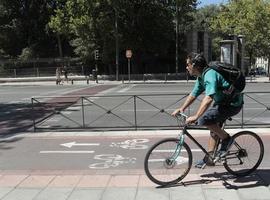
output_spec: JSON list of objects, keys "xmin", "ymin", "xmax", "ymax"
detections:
[
  {"xmin": 71, "ymin": 79, "xmax": 74, "ymax": 85},
  {"xmin": 87, "ymin": 79, "xmax": 89, "ymax": 84}
]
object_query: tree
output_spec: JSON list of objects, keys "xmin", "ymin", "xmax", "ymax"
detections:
[
  {"xmin": 192, "ymin": 5, "xmax": 221, "ymax": 60},
  {"xmin": 49, "ymin": 0, "xmax": 197, "ymax": 74},
  {"xmin": 0, "ymin": 0, "xmax": 66, "ymax": 58},
  {"xmin": 210, "ymin": 0, "xmax": 270, "ymax": 67}
]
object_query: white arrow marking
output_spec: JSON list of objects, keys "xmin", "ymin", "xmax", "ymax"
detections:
[
  {"xmin": 60, "ymin": 142, "xmax": 100, "ymax": 148},
  {"xmin": 153, "ymin": 149, "xmax": 202, "ymax": 153},
  {"xmin": 40, "ymin": 151, "xmax": 94, "ymax": 154}
]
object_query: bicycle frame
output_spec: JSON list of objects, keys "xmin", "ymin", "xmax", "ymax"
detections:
[{"xmin": 174, "ymin": 125, "xmax": 220, "ymax": 163}]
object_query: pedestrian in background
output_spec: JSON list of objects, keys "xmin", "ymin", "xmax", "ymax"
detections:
[
  {"xmin": 62, "ymin": 66, "xmax": 69, "ymax": 83},
  {"xmin": 56, "ymin": 67, "xmax": 61, "ymax": 85}
]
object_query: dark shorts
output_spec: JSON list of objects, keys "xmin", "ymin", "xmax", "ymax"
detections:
[{"xmin": 197, "ymin": 104, "xmax": 242, "ymax": 126}]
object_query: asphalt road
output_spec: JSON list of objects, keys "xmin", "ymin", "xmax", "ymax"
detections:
[
  {"xmin": 0, "ymin": 82, "xmax": 270, "ymax": 135},
  {"xmin": 0, "ymin": 82, "xmax": 269, "ymax": 174}
]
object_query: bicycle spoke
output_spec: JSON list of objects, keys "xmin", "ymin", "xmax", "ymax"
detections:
[
  {"xmin": 144, "ymin": 138, "xmax": 192, "ymax": 186},
  {"xmin": 224, "ymin": 131, "xmax": 264, "ymax": 177}
]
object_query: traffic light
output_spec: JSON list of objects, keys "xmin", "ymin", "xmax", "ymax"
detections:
[{"xmin": 94, "ymin": 50, "xmax": 99, "ymax": 60}]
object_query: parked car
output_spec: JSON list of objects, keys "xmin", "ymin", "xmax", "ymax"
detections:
[
  {"xmin": 257, "ymin": 67, "xmax": 267, "ymax": 75},
  {"xmin": 249, "ymin": 68, "xmax": 256, "ymax": 76},
  {"xmin": 249, "ymin": 67, "xmax": 267, "ymax": 76}
]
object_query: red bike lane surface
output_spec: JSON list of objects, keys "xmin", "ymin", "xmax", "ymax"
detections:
[{"xmin": 0, "ymin": 85, "xmax": 117, "ymax": 136}]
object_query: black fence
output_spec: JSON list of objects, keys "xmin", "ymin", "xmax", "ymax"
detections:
[{"xmin": 31, "ymin": 92, "xmax": 270, "ymax": 131}]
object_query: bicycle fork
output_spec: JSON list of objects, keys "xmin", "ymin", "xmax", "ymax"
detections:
[{"xmin": 167, "ymin": 133, "xmax": 185, "ymax": 164}]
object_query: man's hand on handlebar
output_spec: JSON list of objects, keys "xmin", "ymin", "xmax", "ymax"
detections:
[
  {"xmin": 185, "ymin": 115, "xmax": 198, "ymax": 125},
  {"xmin": 171, "ymin": 108, "xmax": 184, "ymax": 117}
]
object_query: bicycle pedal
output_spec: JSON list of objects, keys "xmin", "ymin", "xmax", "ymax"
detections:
[
  {"xmin": 213, "ymin": 156, "xmax": 221, "ymax": 163},
  {"xmin": 201, "ymin": 163, "xmax": 207, "ymax": 169}
]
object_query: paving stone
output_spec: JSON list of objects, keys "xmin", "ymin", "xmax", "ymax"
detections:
[
  {"xmin": 2, "ymin": 188, "xmax": 41, "ymax": 200},
  {"xmin": 0, "ymin": 188, "xmax": 14, "ymax": 199},
  {"xmin": 34, "ymin": 187, "xmax": 73, "ymax": 200},
  {"xmin": 102, "ymin": 188, "xmax": 137, "ymax": 200},
  {"xmin": 136, "ymin": 188, "xmax": 170, "ymax": 200},
  {"xmin": 67, "ymin": 188, "xmax": 104, "ymax": 200},
  {"xmin": 204, "ymin": 188, "xmax": 240, "ymax": 200},
  {"xmin": 170, "ymin": 186, "xmax": 205, "ymax": 200},
  {"xmin": 238, "ymin": 186, "xmax": 270, "ymax": 200}
]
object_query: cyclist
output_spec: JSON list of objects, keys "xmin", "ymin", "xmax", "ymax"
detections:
[{"xmin": 172, "ymin": 52, "xmax": 243, "ymax": 168}]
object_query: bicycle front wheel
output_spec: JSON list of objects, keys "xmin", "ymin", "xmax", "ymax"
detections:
[
  {"xmin": 224, "ymin": 131, "xmax": 264, "ymax": 177},
  {"xmin": 144, "ymin": 138, "xmax": 192, "ymax": 186}
]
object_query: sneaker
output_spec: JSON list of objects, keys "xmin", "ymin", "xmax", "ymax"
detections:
[
  {"xmin": 194, "ymin": 155, "xmax": 215, "ymax": 169},
  {"xmin": 218, "ymin": 136, "xmax": 234, "ymax": 157}
]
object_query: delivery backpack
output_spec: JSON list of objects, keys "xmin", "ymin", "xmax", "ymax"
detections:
[{"xmin": 207, "ymin": 61, "xmax": 246, "ymax": 94}]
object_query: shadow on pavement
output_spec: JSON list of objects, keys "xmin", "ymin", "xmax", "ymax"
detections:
[
  {"xmin": 200, "ymin": 169, "xmax": 270, "ymax": 189},
  {"xmin": 157, "ymin": 169, "xmax": 270, "ymax": 189}
]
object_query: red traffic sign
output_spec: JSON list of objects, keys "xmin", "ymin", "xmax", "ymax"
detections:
[{"xmin": 126, "ymin": 50, "xmax": 132, "ymax": 58}]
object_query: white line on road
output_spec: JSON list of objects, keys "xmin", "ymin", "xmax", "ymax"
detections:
[
  {"xmin": 40, "ymin": 151, "xmax": 94, "ymax": 154},
  {"xmin": 60, "ymin": 142, "xmax": 100, "ymax": 148},
  {"xmin": 118, "ymin": 84, "xmax": 136, "ymax": 93},
  {"xmin": 153, "ymin": 149, "xmax": 202, "ymax": 153}
]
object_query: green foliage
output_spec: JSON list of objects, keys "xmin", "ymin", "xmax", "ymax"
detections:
[
  {"xmin": 0, "ymin": 0, "xmax": 68, "ymax": 58},
  {"xmin": 19, "ymin": 47, "xmax": 34, "ymax": 61},
  {"xmin": 48, "ymin": 0, "xmax": 197, "ymax": 73},
  {"xmin": 210, "ymin": 0, "xmax": 270, "ymax": 60}
]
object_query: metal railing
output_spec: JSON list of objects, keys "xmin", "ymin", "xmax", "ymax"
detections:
[{"xmin": 31, "ymin": 92, "xmax": 270, "ymax": 131}]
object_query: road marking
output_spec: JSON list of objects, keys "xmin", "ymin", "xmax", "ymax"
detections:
[
  {"xmin": 118, "ymin": 84, "xmax": 136, "ymax": 93},
  {"xmin": 148, "ymin": 157, "xmax": 189, "ymax": 165},
  {"xmin": 110, "ymin": 139, "xmax": 149, "ymax": 149},
  {"xmin": 153, "ymin": 149, "xmax": 202, "ymax": 152},
  {"xmin": 40, "ymin": 150, "xmax": 94, "ymax": 154},
  {"xmin": 66, "ymin": 106, "xmax": 81, "ymax": 111},
  {"xmin": 60, "ymin": 142, "xmax": 100, "ymax": 148},
  {"xmin": 89, "ymin": 154, "xmax": 136, "ymax": 169},
  {"xmin": 61, "ymin": 111, "xmax": 72, "ymax": 115}
]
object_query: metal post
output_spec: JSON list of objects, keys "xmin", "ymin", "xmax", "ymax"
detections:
[
  {"xmin": 115, "ymin": 8, "xmax": 119, "ymax": 81},
  {"xmin": 175, "ymin": 1, "xmax": 179, "ymax": 74},
  {"xmin": 95, "ymin": 63, "xmax": 98, "ymax": 83},
  {"xmin": 134, "ymin": 95, "xmax": 137, "ymax": 130},
  {"xmin": 31, "ymin": 98, "xmax": 36, "ymax": 132},
  {"xmin": 128, "ymin": 58, "xmax": 131, "ymax": 83},
  {"xmin": 81, "ymin": 97, "xmax": 85, "ymax": 128},
  {"xmin": 241, "ymin": 102, "xmax": 244, "ymax": 128},
  {"xmin": 14, "ymin": 69, "xmax": 16, "ymax": 78}
]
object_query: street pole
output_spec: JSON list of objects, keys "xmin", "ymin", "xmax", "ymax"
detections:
[
  {"xmin": 128, "ymin": 58, "xmax": 131, "ymax": 83},
  {"xmin": 115, "ymin": 8, "xmax": 119, "ymax": 81},
  {"xmin": 175, "ymin": 1, "xmax": 179, "ymax": 74}
]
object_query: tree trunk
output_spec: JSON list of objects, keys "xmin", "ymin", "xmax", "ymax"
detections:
[{"xmin": 57, "ymin": 33, "xmax": 63, "ymax": 58}]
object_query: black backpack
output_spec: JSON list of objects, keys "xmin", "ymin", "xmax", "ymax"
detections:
[{"xmin": 207, "ymin": 61, "xmax": 246, "ymax": 93}]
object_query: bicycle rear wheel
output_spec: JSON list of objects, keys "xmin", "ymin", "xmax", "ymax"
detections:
[
  {"xmin": 223, "ymin": 131, "xmax": 264, "ymax": 177},
  {"xmin": 144, "ymin": 138, "xmax": 192, "ymax": 186}
]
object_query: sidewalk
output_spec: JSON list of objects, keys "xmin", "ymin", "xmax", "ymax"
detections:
[
  {"xmin": 0, "ymin": 129, "xmax": 269, "ymax": 200},
  {"xmin": 0, "ymin": 75, "xmax": 269, "ymax": 86},
  {"xmin": 0, "ymin": 169, "xmax": 269, "ymax": 200}
]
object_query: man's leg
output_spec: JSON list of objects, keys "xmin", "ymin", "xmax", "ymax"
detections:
[
  {"xmin": 205, "ymin": 123, "xmax": 229, "ymax": 140},
  {"xmin": 206, "ymin": 123, "xmax": 234, "ymax": 156},
  {"xmin": 194, "ymin": 132, "xmax": 218, "ymax": 168}
]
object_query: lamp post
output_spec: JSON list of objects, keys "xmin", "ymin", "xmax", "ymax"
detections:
[
  {"xmin": 115, "ymin": 8, "xmax": 119, "ymax": 81},
  {"xmin": 175, "ymin": 1, "xmax": 179, "ymax": 74}
]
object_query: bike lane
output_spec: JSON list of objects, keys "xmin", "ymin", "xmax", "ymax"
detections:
[{"xmin": 0, "ymin": 130, "xmax": 269, "ymax": 199}]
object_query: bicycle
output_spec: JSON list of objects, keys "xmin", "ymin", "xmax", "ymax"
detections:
[{"xmin": 144, "ymin": 113, "xmax": 264, "ymax": 186}]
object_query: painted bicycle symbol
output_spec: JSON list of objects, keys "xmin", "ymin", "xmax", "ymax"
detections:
[
  {"xmin": 110, "ymin": 139, "xmax": 149, "ymax": 150},
  {"xmin": 89, "ymin": 154, "xmax": 136, "ymax": 169}
]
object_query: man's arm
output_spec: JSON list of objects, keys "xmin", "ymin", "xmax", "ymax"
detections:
[
  {"xmin": 186, "ymin": 95, "xmax": 213, "ymax": 124},
  {"xmin": 172, "ymin": 94, "xmax": 196, "ymax": 116}
]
